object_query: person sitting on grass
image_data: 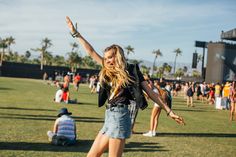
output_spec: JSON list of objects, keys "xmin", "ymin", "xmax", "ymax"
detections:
[
  {"xmin": 62, "ymin": 87, "xmax": 77, "ymax": 104},
  {"xmin": 47, "ymin": 108, "xmax": 77, "ymax": 146},
  {"xmin": 54, "ymin": 84, "xmax": 63, "ymax": 103}
]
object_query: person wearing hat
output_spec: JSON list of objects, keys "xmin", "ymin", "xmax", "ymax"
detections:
[{"xmin": 47, "ymin": 108, "xmax": 77, "ymax": 146}]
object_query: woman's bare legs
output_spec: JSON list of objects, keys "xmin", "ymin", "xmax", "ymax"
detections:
[
  {"xmin": 230, "ymin": 102, "xmax": 235, "ymax": 121},
  {"xmin": 153, "ymin": 108, "xmax": 161, "ymax": 133},
  {"xmin": 87, "ymin": 133, "xmax": 126, "ymax": 157},
  {"xmin": 190, "ymin": 97, "xmax": 194, "ymax": 107},
  {"xmin": 150, "ymin": 106, "xmax": 158, "ymax": 131},
  {"xmin": 187, "ymin": 96, "xmax": 190, "ymax": 107},
  {"xmin": 143, "ymin": 106, "xmax": 161, "ymax": 137},
  {"xmin": 109, "ymin": 138, "xmax": 125, "ymax": 157},
  {"xmin": 87, "ymin": 133, "xmax": 109, "ymax": 157}
]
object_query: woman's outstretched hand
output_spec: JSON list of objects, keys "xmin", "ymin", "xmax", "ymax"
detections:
[
  {"xmin": 169, "ymin": 111, "xmax": 185, "ymax": 125},
  {"xmin": 66, "ymin": 16, "xmax": 76, "ymax": 34}
]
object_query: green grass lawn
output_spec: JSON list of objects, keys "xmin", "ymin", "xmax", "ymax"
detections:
[{"xmin": 0, "ymin": 77, "xmax": 235, "ymax": 157}]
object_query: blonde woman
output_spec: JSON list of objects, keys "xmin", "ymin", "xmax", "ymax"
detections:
[{"xmin": 66, "ymin": 16, "xmax": 185, "ymax": 157}]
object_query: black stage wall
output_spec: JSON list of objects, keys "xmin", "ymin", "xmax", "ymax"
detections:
[{"xmin": 0, "ymin": 61, "xmax": 100, "ymax": 80}]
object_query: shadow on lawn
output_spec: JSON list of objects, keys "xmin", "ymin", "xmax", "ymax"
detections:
[
  {"xmin": 0, "ymin": 113, "xmax": 104, "ymax": 123},
  {"xmin": 125, "ymin": 142, "xmax": 168, "ymax": 152},
  {"xmin": 173, "ymin": 108, "xmax": 215, "ymax": 112},
  {"xmin": 0, "ymin": 87, "xmax": 13, "ymax": 90},
  {"xmin": 76, "ymin": 102, "xmax": 97, "ymax": 106},
  {"xmin": 0, "ymin": 106, "xmax": 56, "ymax": 111},
  {"xmin": 134, "ymin": 132, "xmax": 236, "ymax": 138},
  {"xmin": 0, "ymin": 141, "xmax": 168, "ymax": 153},
  {"xmin": 0, "ymin": 140, "xmax": 93, "ymax": 152}
]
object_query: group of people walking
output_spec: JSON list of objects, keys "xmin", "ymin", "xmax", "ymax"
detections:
[{"xmin": 182, "ymin": 81, "xmax": 236, "ymax": 121}]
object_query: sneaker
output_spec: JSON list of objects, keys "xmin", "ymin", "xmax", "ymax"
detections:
[
  {"xmin": 143, "ymin": 131, "xmax": 153, "ymax": 137},
  {"xmin": 152, "ymin": 131, "xmax": 156, "ymax": 136}
]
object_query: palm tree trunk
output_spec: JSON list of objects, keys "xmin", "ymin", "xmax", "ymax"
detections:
[
  {"xmin": 0, "ymin": 48, "xmax": 4, "ymax": 67},
  {"xmin": 152, "ymin": 56, "xmax": 157, "ymax": 75},
  {"xmin": 71, "ymin": 64, "xmax": 74, "ymax": 73},
  {"xmin": 40, "ymin": 52, "xmax": 43, "ymax": 70},
  {"xmin": 173, "ymin": 55, "xmax": 177, "ymax": 74}
]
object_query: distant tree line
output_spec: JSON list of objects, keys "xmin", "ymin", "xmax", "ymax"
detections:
[
  {"xmin": 0, "ymin": 36, "xmax": 101, "ymax": 72},
  {"xmin": 0, "ymin": 36, "xmax": 201, "ymax": 78}
]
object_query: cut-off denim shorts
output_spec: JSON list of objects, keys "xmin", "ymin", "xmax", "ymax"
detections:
[{"xmin": 100, "ymin": 103, "xmax": 131, "ymax": 139}]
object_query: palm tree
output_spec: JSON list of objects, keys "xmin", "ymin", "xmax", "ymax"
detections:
[
  {"xmin": 192, "ymin": 69, "xmax": 201, "ymax": 77},
  {"xmin": 67, "ymin": 52, "xmax": 82, "ymax": 72},
  {"xmin": 19, "ymin": 54, "xmax": 28, "ymax": 63},
  {"xmin": 6, "ymin": 36, "xmax": 15, "ymax": 54},
  {"xmin": 25, "ymin": 51, "xmax": 31, "ymax": 59},
  {"xmin": 41, "ymin": 38, "xmax": 53, "ymax": 66},
  {"xmin": 173, "ymin": 48, "xmax": 182, "ymax": 74},
  {"xmin": 23, "ymin": 51, "xmax": 31, "ymax": 63},
  {"xmin": 140, "ymin": 65, "xmax": 149, "ymax": 74},
  {"xmin": 165, "ymin": 64, "xmax": 172, "ymax": 75},
  {"xmin": 152, "ymin": 49, "xmax": 162, "ymax": 75},
  {"xmin": 174, "ymin": 68, "xmax": 184, "ymax": 78},
  {"xmin": 129, "ymin": 59, "xmax": 143, "ymax": 65},
  {"xmin": 161, "ymin": 62, "xmax": 168, "ymax": 76},
  {"xmin": 44, "ymin": 51, "xmax": 53, "ymax": 65},
  {"xmin": 183, "ymin": 66, "xmax": 188, "ymax": 76},
  {"xmin": 32, "ymin": 37, "xmax": 52, "ymax": 70},
  {"xmin": 124, "ymin": 45, "xmax": 134, "ymax": 60},
  {"xmin": 83, "ymin": 55, "xmax": 95, "ymax": 68},
  {"xmin": 12, "ymin": 52, "xmax": 19, "ymax": 62},
  {"xmin": 0, "ymin": 38, "xmax": 8, "ymax": 66},
  {"xmin": 157, "ymin": 66, "xmax": 164, "ymax": 78},
  {"xmin": 53, "ymin": 55, "xmax": 66, "ymax": 66},
  {"xmin": 70, "ymin": 42, "xmax": 79, "ymax": 52}
]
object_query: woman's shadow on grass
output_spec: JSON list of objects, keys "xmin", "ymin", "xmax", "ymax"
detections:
[
  {"xmin": 0, "ymin": 87, "xmax": 13, "ymax": 90},
  {"xmin": 0, "ymin": 112, "xmax": 104, "ymax": 123},
  {"xmin": 0, "ymin": 140, "xmax": 93, "ymax": 152},
  {"xmin": 0, "ymin": 141, "xmax": 167, "ymax": 153}
]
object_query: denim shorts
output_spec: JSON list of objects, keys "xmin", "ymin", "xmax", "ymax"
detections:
[{"xmin": 100, "ymin": 104, "xmax": 131, "ymax": 139}]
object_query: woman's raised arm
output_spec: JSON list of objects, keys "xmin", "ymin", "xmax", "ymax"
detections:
[{"xmin": 66, "ymin": 16, "xmax": 103, "ymax": 65}]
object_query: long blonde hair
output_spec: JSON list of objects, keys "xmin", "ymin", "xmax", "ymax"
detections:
[{"xmin": 99, "ymin": 44, "xmax": 133, "ymax": 97}]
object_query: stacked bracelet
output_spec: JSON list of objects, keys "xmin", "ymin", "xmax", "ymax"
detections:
[
  {"xmin": 167, "ymin": 110, "xmax": 172, "ymax": 116},
  {"xmin": 71, "ymin": 31, "xmax": 81, "ymax": 38}
]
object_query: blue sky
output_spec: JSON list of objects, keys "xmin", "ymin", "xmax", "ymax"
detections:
[{"xmin": 1, "ymin": 0, "xmax": 236, "ymax": 64}]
